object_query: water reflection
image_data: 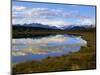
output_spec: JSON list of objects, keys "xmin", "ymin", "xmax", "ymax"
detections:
[{"xmin": 12, "ymin": 34, "xmax": 87, "ymax": 64}]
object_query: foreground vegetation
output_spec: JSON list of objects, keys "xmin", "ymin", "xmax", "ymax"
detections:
[{"xmin": 12, "ymin": 30, "xmax": 96, "ymax": 74}]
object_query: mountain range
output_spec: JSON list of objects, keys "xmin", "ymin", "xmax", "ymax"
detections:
[{"xmin": 13, "ymin": 23, "xmax": 95, "ymax": 30}]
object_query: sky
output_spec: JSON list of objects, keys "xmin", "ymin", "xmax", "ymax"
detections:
[{"xmin": 12, "ymin": 1, "xmax": 96, "ymax": 27}]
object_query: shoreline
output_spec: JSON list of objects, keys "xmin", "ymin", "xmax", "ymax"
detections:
[{"xmin": 12, "ymin": 30, "xmax": 96, "ymax": 74}]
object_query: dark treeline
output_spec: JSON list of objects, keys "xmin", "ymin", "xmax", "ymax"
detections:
[
  {"xmin": 12, "ymin": 25, "xmax": 59, "ymax": 38},
  {"xmin": 12, "ymin": 25, "xmax": 96, "ymax": 31},
  {"xmin": 13, "ymin": 25, "xmax": 50, "ymax": 31},
  {"xmin": 12, "ymin": 25, "xmax": 96, "ymax": 38}
]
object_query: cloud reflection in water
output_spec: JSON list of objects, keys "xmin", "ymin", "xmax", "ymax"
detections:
[{"xmin": 12, "ymin": 35, "xmax": 87, "ymax": 56}]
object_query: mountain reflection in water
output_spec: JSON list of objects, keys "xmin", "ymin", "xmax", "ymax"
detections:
[{"xmin": 12, "ymin": 34, "xmax": 87, "ymax": 64}]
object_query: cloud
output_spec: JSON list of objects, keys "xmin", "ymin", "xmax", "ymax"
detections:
[
  {"xmin": 80, "ymin": 18, "xmax": 95, "ymax": 25},
  {"xmin": 13, "ymin": 17, "xmax": 68, "ymax": 27},
  {"xmin": 12, "ymin": 5, "xmax": 95, "ymax": 26},
  {"xmin": 13, "ymin": 6, "xmax": 28, "ymax": 12},
  {"xmin": 13, "ymin": 5, "xmax": 92, "ymax": 19},
  {"xmin": 33, "ymin": 19, "xmax": 68, "ymax": 27}
]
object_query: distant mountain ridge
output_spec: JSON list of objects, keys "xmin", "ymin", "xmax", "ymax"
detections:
[
  {"xmin": 13, "ymin": 23, "xmax": 59, "ymax": 30},
  {"xmin": 13, "ymin": 23, "xmax": 95, "ymax": 30}
]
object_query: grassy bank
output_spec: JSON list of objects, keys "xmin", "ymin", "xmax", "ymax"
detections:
[{"xmin": 12, "ymin": 30, "xmax": 96, "ymax": 74}]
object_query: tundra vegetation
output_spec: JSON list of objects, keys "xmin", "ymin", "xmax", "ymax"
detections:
[{"xmin": 12, "ymin": 26, "xmax": 96, "ymax": 74}]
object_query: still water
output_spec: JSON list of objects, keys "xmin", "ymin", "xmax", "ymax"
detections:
[{"xmin": 12, "ymin": 34, "xmax": 87, "ymax": 64}]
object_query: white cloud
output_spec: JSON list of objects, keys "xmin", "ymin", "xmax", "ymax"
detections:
[
  {"xmin": 13, "ymin": 6, "xmax": 28, "ymax": 12},
  {"xmin": 33, "ymin": 19, "xmax": 68, "ymax": 27},
  {"xmin": 77, "ymin": 18, "xmax": 95, "ymax": 25},
  {"xmin": 12, "ymin": 5, "xmax": 94, "ymax": 26},
  {"xmin": 13, "ymin": 17, "xmax": 69, "ymax": 27}
]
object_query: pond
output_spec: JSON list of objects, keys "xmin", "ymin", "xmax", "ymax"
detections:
[{"xmin": 12, "ymin": 34, "xmax": 87, "ymax": 64}]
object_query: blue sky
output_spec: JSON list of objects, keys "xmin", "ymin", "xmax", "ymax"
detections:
[{"xmin": 12, "ymin": 1, "xmax": 96, "ymax": 27}]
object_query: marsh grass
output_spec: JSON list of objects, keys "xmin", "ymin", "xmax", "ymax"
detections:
[{"xmin": 12, "ymin": 30, "xmax": 96, "ymax": 74}]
